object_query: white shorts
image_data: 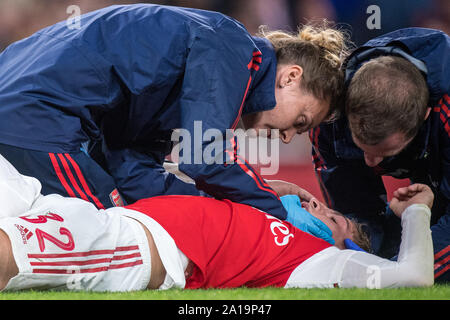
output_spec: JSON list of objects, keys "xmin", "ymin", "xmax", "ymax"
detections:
[{"xmin": 0, "ymin": 197, "xmax": 152, "ymax": 292}]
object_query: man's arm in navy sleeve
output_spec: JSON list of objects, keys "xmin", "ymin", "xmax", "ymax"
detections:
[
  {"xmin": 430, "ymin": 93, "xmax": 450, "ymax": 282},
  {"xmin": 310, "ymin": 119, "xmax": 388, "ymax": 218}
]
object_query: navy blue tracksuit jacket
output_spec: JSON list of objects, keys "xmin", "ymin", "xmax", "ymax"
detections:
[
  {"xmin": 0, "ymin": 4, "xmax": 287, "ymax": 218},
  {"xmin": 311, "ymin": 28, "xmax": 450, "ymax": 282}
]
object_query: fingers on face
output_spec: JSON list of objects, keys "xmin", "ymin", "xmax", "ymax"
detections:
[{"xmin": 298, "ymin": 189, "xmax": 314, "ymax": 202}]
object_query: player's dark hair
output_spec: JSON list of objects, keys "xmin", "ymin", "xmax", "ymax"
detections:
[{"xmin": 351, "ymin": 218, "xmax": 372, "ymax": 253}]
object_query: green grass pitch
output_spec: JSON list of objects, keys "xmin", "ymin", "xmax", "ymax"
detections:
[{"xmin": 1, "ymin": 285, "xmax": 449, "ymax": 300}]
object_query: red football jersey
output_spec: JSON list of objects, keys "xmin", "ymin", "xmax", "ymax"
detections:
[{"xmin": 126, "ymin": 195, "xmax": 331, "ymax": 288}]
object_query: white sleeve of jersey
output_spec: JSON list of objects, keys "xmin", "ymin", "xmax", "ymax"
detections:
[
  {"xmin": 285, "ymin": 204, "xmax": 434, "ymax": 288},
  {"xmin": 0, "ymin": 154, "xmax": 42, "ymax": 218}
]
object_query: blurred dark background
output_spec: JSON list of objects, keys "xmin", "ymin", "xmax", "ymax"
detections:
[
  {"xmin": 0, "ymin": 0, "xmax": 447, "ymax": 200},
  {"xmin": 1, "ymin": 0, "xmax": 448, "ymax": 51}
]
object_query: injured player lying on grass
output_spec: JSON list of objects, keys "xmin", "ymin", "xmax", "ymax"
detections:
[{"xmin": 0, "ymin": 155, "xmax": 434, "ymax": 291}]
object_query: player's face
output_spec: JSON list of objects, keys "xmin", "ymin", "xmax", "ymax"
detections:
[
  {"xmin": 242, "ymin": 66, "xmax": 330, "ymax": 144},
  {"xmin": 302, "ymin": 198, "xmax": 355, "ymax": 249},
  {"xmin": 352, "ymin": 132, "xmax": 413, "ymax": 167}
]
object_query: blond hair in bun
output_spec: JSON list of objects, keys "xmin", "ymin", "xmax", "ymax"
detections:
[{"xmin": 259, "ymin": 21, "xmax": 351, "ymax": 117}]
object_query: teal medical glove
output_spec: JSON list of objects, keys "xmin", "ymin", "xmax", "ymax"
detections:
[{"xmin": 281, "ymin": 195, "xmax": 335, "ymax": 245}]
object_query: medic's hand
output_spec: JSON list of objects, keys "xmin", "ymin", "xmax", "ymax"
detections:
[
  {"xmin": 281, "ymin": 195, "xmax": 335, "ymax": 245},
  {"xmin": 266, "ymin": 180, "xmax": 314, "ymax": 202},
  {"xmin": 389, "ymin": 184, "xmax": 434, "ymax": 218}
]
